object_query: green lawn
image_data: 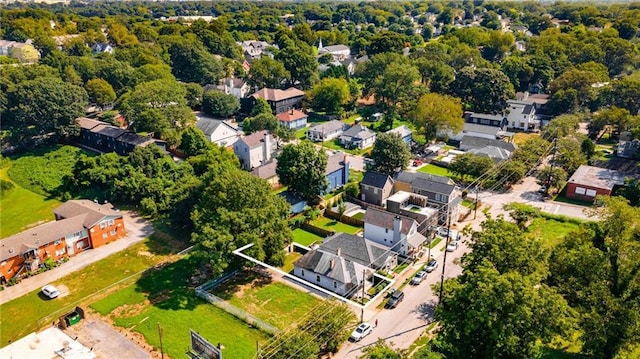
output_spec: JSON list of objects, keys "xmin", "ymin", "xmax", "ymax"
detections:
[
  {"xmin": 91, "ymin": 267, "xmax": 269, "ymax": 359},
  {"xmin": 527, "ymin": 217, "xmax": 581, "ymax": 249},
  {"xmin": 351, "ymin": 212, "xmax": 365, "ymax": 220},
  {"xmin": 282, "ymin": 252, "xmax": 302, "ymax": 273},
  {"xmin": 0, "ymin": 165, "xmax": 61, "ymax": 238},
  {"xmin": 310, "ymin": 216, "xmax": 362, "ymax": 234},
  {"xmin": 292, "ymin": 228, "xmax": 323, "ymax": 246},
  {"xmin": 0, "ymin": 236, "xmax": 183, "ymax": 345},
  {"xmin": 295, "ymin": 125, "xmax": 311, "ymax": 140},
  {"xmin": 321, "ymin": 138, "xmax": 371, "ymax": 156},
  {"xmin": 418, "ymin": 164, "xmax": 450, "ymax": 177},
  {"xmin": 213, "ymin": 273, "xmax": 322, "ymax": 329}
]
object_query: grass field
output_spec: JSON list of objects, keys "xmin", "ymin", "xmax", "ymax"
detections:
[
  {"xmin": 321, "ymin": 138, "xmax": 371, "ymax": 156},
  {"xmin": 311, "ymin": 216, "xmax": 362, "ymax": 234},
  {"xmin": 282, "ymin": 252, "xmax": 302, "ymax": 273},
  {"xmin": 527, "ymin": 217, "xmax": 582, "ymax": 248},
  {"xmin": 351, "ymin": 212, "xmax": 365, "ymax": 220},
  {"xmin": 91, "ymin": 258, "xmax": 270, "ymax": 359},
  {"xmin": 214, "ymin": 272, "xmax": 322, "ymax": 329},
  {"xmin": 418, "ymin": 164, "xmax": 450, "ymax": 177},
  {"xmin": 513, "ymin": 132, "xmax": 540, "ymax": 145},
  {"xmin": 0, "ymin": 236, "xmax": 184, "ymax": 345},
  {"xmin": 292, "ymin": 228, "xmax": 323, "ymax": 246}
]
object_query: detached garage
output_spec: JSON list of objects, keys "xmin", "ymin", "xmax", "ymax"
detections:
[{"xmin": 565, "ymin": 165, "xmax": 627, "ymax": 202}]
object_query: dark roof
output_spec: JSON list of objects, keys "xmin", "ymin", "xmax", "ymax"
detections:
[
  {"xmin": 395, "ymin": 171, "xmax": 455, "ymax": 195},
  {"xmin": 361, "ymin": 171, "xmax": 393, "ymax": 189},
  {"xmin": 118, "ymin": 132, "xmax": 155, "ymax": 146},
  {"xmin": 460, "ymin": 135, "xmax": 516, "ymax": 152},
  {"xmin": 195, "ymin": 118, "xmax": 224, "ymax": 136},
  {"xmin": 320, "ymin": 233, "xmax": 392, "ymax": 268},
  {"xmin": 363, "ymin": 207, "xmax": 414, "ymax": 235},
  {"xmin": 308, "ymin": 120, "xmax": 345, "ymax": 134},
  {"xmin": 326, "ymin": 153, "xmax": 347, "ymax": 175},
  {"xmin": 522, "ymin": 104, "xmax": 534, "ymax": 115},
  {"xmin": 95, "ymin": 126, "xmax": 125, "ymax": 138},
  {"xmin": 278, "ymin": 190, "xmax": 306, "ymax": 206}
]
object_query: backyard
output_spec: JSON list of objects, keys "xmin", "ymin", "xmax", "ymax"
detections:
[
  {"xmin": 0, "ymin": 235, "xmax": 186, "ymax": 345},
  {"xmin": 417, "ymin": 164, "xmax": 450, "ymax": 177},
  {"xmin": 292, "ymin": 228, "xmax": 323, "ymax": 246},
  {"xmin": 310, "ymin": 215, "xmax": 362, "ymax": 234}
]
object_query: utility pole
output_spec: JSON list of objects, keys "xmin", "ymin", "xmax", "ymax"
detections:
[
  {"xmin": 546, "ymin": 138, "xmax": 558, "ymax": 196},
  {"xmin": 157, "ymin": 323, "xmax": 164, "ymax": 359},
  {"xmin": 438, "ymin": 213, "xmax": 452, "ymax": 305},
  {"xmin": 473, "ymin": 185, "xmax": 479, "ymax": 220},
  {"xmin": 360, "ymin": 268, "xmax": 366, "ymax": 323}
]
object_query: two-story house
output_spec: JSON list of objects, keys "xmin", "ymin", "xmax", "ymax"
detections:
[
  {"xmin": 326, "ymin": 152, "xmax": 350, "ymax": 192},
  {"xmin": 339, "ymin": 124, "xmax": 377, "ymax": 150},
  {"xmin": 208, "ymin": 78, "xmax": 250, "ymax": 100},
  {"xmin": 250, "ymin": 87, "xmax": 305, "ymax": 115},
  {"xmin": 0, "ymin": 200, "xmax": 125, "ymax": 283},
  {"xmin": 360, "ymin": 171, "xmax": 394, "ymax": 206},
  {"xmin": 276, "ymin": 109, "xmax": 308, "ymax": 130},
  {"xmin": 363, "ymin": 208, "xmax": 426, "ymax": 258},
  {"xmin": 237, "ymin": 40, "xmax": 277, "ymax": 62},
  {"xmin": 386, "ymin": 126, "xmax": 413, "ymax": 145},
  {"xmin": 195, "ymin": 117, "xmax": 240, "ymax": 147},
  {"xmin": 505, "ymin": 100, "xmax": 539, "ymax": 131},
  {"xmin": 317, "ymin": 41, "xmax": 351, "ymax": 61},
  {"xmin": 306, "ymin": 120, "xmax": 345, "ymax": 142},
  {"xmin": 233, "ymin": 130, "xmax": 276, "ymax": 170},
  {"xmin": 460, "ymin": 135, "xmax": 516, "ymax": 163},
  {"xmin": 76, "ymin": 118, "xmax": 166, "ymax": 156},
  {"xmin": 394, "ymin": 172, "xmax": 461, "ymax": 224},
  {"xmin": 293, "ymin": 232, "xmax": 395, "ymax": 297}
]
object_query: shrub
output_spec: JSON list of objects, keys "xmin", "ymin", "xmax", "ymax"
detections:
[{"xmin": 1, "ymin": 179, "xmax": 15, "ymax": 192}]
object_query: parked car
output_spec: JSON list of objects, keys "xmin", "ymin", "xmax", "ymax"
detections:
[
  {"xmin": 350, "ymin": 322, "xmax": 373, "ymax": 342},
  {"xmin": 448, "ymin": 229, "xmax": 461, "ymax": 241},
  {"xmin": 425, "ymin": 259, "xmax": 439, "ymax": 273},
  {"xmin": 410, "ymin": 271, "xmax": 427, "ymax": 285},
  {"xmin": 386, "ymin": 290, "xmax": 405, "ymax": 309},
  {"xmin": 41, "ymin": 285, "xmax": 60, "ymax": 299},
  {"xmin": 538, "ymin": 185, "xmax": 547, "ymax": 194},
  {"xmin": 446, "ymin": 240, "xmax": 459, "ymax": 252},
  {"xmin": 437, "ymin": 227, "xmax": 449, "ymax": 237},
  {"xmin": 413, "ymin": 159, "xmax": 423, "ymax": 166}
]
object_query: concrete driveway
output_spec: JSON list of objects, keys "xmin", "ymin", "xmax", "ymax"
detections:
[
  {"xmin": 0, "ymin": 211, "xmax": 154, "ymax": 305},
  {"xmin": 65, "ymin": 318, "xmax": 151, "ymax": 359}
]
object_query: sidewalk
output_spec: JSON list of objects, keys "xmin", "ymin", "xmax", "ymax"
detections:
[{"xmin": 0, "ymin": 211, "xmax": 154, "ymax": 305}]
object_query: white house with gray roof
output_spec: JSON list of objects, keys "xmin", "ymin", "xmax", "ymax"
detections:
[
  {"xmin": 293, "ymin": 233, "xmax": 394, "ymax": 297},
  {"xmin": 340, "ymin": 124, "xmax": 376, "ymax": 149},
  {"xmin": 306, "ymin": 120, "xmax": 345, "ymax": 142},
  {"xmin": 233, "ymin": 130, "xmax": 276, "ymax": 170},
  {"xmin": 195, "ymin": 117, "xmax": 240, "ymax": 147},
  {"xmin": 363, "ymin": 208, "xmax": 426, "ymax": 258},
  {"xmin": 386, "ymin": 125, "xmax": 413, "ymax": 144}
]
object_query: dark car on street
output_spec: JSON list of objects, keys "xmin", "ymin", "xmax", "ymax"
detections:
[{"xmin": 386, "ymin": 290, "xmax": 405, "ymax": 309}]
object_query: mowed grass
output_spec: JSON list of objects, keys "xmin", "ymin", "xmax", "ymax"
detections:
[
  {"xmin": 91, "ymin": 259, "xmax": 269, "ymax": 359},
  {"xmin": 527, "ymin": 217, "xmax": 582, "ymax": 249},
  {"xmin": 311, "ymin": 216, "xmax": 362, "ymax": 234},
  {"xmin": 282, "ymin": 252, "xmax": 303, "ymax": 273},
  {"xmin": 292, "ymin": 228, "xmax": 323, "ymax": 246},
  {"xmin": 0, "ymin": 165, "xmax": 61, "ymax": 237},
  {"xmin": 418, "ymin": 164, "xmax": 450, "ymax": 177},
  {"xmin": 213, "ymin": 271, "xmax": 322, "ymax": 329},
  {"xmin": 0, "ymin": 236, "xmax": 182, "ymax": 345}
]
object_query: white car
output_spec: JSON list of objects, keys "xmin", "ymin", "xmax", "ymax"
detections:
[
  {"xmin": 41, "ymin": 285, "xmax": 60, "ymax": 299},
  {"xmin": 437, "ymin": 227, "xmax": 449, "ymax": 237},
  {"xmin": 350, "ymin": 322, "xmax": 373, "ymax": 342},
  {"xmin": 410, "ymin": 271, "xmax": 427, "ymax": 285},
  {"xmin": 446, "ymin": 240, "xmax": 459, "ymax": 252}
]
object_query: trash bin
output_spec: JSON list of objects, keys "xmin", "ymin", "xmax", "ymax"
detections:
[{"xmin": 66, "ymin": 312, "xmax": 81, "ymax": 326}]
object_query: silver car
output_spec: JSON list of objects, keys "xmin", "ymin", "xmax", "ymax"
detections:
[
  {"xmin": 410, "ymin": 271, "xmax": 427, "ymax": 285},
  {"xmin": 350, "ymin": 322, "xmax": 372, "ymax": 342},
  {"xmin": 41, "ymin": 285, "xmax": 60, "ymax": 299}
]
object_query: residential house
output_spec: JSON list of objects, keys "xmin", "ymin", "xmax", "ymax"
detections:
[
  {"xmin": 76, "ymin": 117, "xmax": 166, "ymax": 156},
  {"xmin": 340, "ymin": 124, "xmax": 377, "ymax": 150},
  {"xmin": 385, "ymin": 191, "xmax": 438, "ymax": 233},
  {"xmin": 293, "ymin": 232, "xmax": 395, "ymax": 297},
  {"xmin": 317, "ymin": 41, "xmax": 351, "ymax": 61},
  {"xmin": 251, "ymin": 87, "xmax": 305, "ymax": 115},
  {"xmin": 505, "ymin": 100, "xmax": 539, "ymax": 131},
  {"xmin": 326, "ymin": 152, "xmax": 350, "ymax": 192},
  {"xmin": 464, "ymin": 111, "xmax": 508, "ymax": 129},
  {"xmin": 195, "ymin": 117, "xmax": 240, "ymax": 147},
  {"xmin": 276, "ymin": 109, "xmax": 308, "ymax": 130},
  {"xmin": 91, "ymin": 42, "xmax": 114, "ymax": 55},
  {"xmin": 460, "ymin": 135, "xmax": 515, "ymax": 162},
  {"xmin": 386, "ymin": 125, "xmax": 413, "ymax": 144},
  {"xmin": 318, "ymin": 60, "xmax": 355, "ymax": 76},
  {"xmin": 207, "ymin": 78, "xmax": 250, "ymax": 100},
  {"xmin": 394, "ymin": 171, "xmax": 461, "ymax": 224},
  {"xmin": 233, "ymin": 130, "xmax": 276, "ymax": 170},
  {"xmin": 370, "ymin": 113, "xmax": 383, "ymax": 122},
  {"xmin": 360, "ymin": 171, "xmax": 394, "ymax": 206},
  {"xmin": 617, "ymin": 139, "xmax": 640, "ymax": 159},
  {"xmin": 251, "ymin": 159, "xmax": 279, "ymax": 188},
  {"xmin": 237, "ymin": 40, "xmax": 277, "ymax": 62},
  {"xmin": 279, "ymin": 190, "xmax": 306, "ymax": 214},
  {"xmin": 0, "ymin": 39, "xmax": 40, "ymax": 62},
  {"xmin": 306, "ymin": 120, "xmax": 345, "ymax": 142},
  {"xmin": 363, "ymin": 208, "xmax": 427, "ymax": 258},
  {"xmin": 0, "ymin": 200, "xmax": 125, "ymax": 283},
  {"xmin": 446, "ymin": 122, "xmax": 515, "ymax": 142},
  {"xmin": 566, "ymin": 165, "xmax": 627, "ymax": 202}
]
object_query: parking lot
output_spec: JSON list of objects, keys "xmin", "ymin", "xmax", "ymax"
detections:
[{"xmin": 65, "ymin": 318, "xmax": 152, "ymax": 359}]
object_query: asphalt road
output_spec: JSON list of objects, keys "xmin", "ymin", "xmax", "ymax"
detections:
[{"xmin": 334, "ymin": 240, "xmax": 468, "ymax": 359}]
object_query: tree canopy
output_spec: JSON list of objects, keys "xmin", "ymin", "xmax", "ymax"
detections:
[
  {"xmin": 276, "ymin": 141, "xmax": 328, "ymax": 205},
  {"xmin": 370, "ymin": 132, "xmax": 411, "ymax": 176}
]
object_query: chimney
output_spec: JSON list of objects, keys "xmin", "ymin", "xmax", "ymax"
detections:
[
  {"xmin": 290, "ymin": 108, "xmax": 294, "ymax": 115},
  {"xmin": 337, "ymin": 248, "xmax": 342, "ymax": 257},
  {"xmin": 393, "ymin": 216, "xmax": 402, "ymax": 243},
  {"xmin": 330, "ymin": 258, "xmax": 336, "ymax": 269},
  {"xmin": 228, "ymin": 78, "xmax": 233, "ymax": 88},
  {"xmin": 263, "ymin": 132, "xmax": 272, "ymax": 162}
]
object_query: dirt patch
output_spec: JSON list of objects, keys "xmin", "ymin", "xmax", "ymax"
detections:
[
  {"xmin": 111, "ymin": 301, "xmax": 150, "ymax": 318},
  {"xmin": 56, "ymin": 284, "xmax": 70, "ymax": 298},
  {"xmin": 149, "ymin": 291, "xmax": 170, "ymax": 305},
  {"xmin": 137, "ymin": 251, "xmax": 153, "ymax": 257}
]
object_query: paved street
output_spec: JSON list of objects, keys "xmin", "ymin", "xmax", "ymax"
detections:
[{"xmin": 0, "ymin": 211, "xmax": 154, "ymax": 305}]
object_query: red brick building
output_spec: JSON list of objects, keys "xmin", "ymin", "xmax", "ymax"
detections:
[
  {"xmin": 565, "ymin": 165, "xmax": 627, "ymax": 202},
  {"xmin": 0, "ymin": 200, "xmax": 125, "ymax": 283}
]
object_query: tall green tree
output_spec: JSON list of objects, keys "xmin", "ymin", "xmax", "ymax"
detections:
[
  {"xmin": 276, "ymin": 141, "xmax": 328, "ymax": 205},
  {"xmin": 411, "ymin": 93, "xmax": 464, "ymax": 142},
  {"xmin": 449, "ymin": 66, "xmax": 515, "ymax": 114},
  {"xmin": 247, "ymin": 56, "xmax": 290, "ymax": 89},
  {"xmin": 370, "ymin": 132, "xmax": 411, "ymax": 176},
  {"xmin": 178, "ymin": 126, "xmax": 211, "ymax": 157},
  {"xmin": 202, "ymin": 90, "xmax": 240, "ymax": 118},
  {"xmin": 85, "ymin": 78, "xmax": 116, "ymax": 108},
  {"xmin": 448, "ymin": 153, "xmax": 495, "ymax": 180},
  {"xmin": 308, "ymin": 77, "xmax": 351, "ymax": 114}
]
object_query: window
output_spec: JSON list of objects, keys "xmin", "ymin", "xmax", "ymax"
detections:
[
  {"xmin": 100, "ymin": 222, "xmax": 106, "ymax": 229},
  {"xmin": 374, "ymin": 187, "xmax": 379, "ymax": 195},
  {"xmin": 435, "ymin": 193, "xmax": 441, "ymax": 202},
  {"xmin": 301, "ymin": 270, "xmax": 304, "ymax": 277},
  {"xmin": 110, "ymin": 229, "xmax": 116, "ymax": 236},
  {"xmin": 333, "ymin": 281, "xmax": 337, "ymax": 288},
  {"xmin": 108, "ymin": 219, "xmax": 114, "ymax": 226},
  {"xmin": 316, "ymin": 275, "xmax": 320, "ymax": 282},
  {"xmin": 55, "ymin": 249, "xmax": 66, "ymax": 256},
  {"xmin": 575, "ymin": 187, "xmax": 586, "ymax": 195},
  {"xmin": 586, "ymin": 189, "xmax": 597, "ymax": 197},
  {"xmin": 385, "ymin": 228, "xmax": 388, "ymax": 233}
]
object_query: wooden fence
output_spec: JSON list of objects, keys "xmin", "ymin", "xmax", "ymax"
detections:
[
  {"xmin": 324, "ymin": 207, "xmax": 364, "ymax": 227},
  {"xmin": 300, "ymin": 222, "xmax": 334, "ymax": 238}
]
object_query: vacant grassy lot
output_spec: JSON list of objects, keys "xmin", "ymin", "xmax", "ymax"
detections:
[
  {"xmin": 91, "ymin": 259, "xmax": 269, "ymax": 359},
  {"xmin": 527, "ymin": 217, "xmax": 582, "ymax": 248},
  {"xmin": 282, "ymin": 252, "xmax": 303, "ymax": 273},
  {"xmin": 0, "ymin": 165, "xmax": 61, "ymax": 237},
  {"xmin": 418, "ymin": 164, "xmax": 449, "ymax": 177},
  {"xmin": 311, "ymin": 216, "xmax": 362, "ymax": 234},
  {"xmin": 0, "ymin": 236, "xmax": 183, "ymax": 345},
  {"xmin": 513, "ymin": 132, "xmax": 540, "ymax": 145},
  {"xmin": 292, "ymin": 228, "xmax": 323, "ymax": 246},
  {"xmin": 214, "ymin": 271, "xmax": 322, "ymax": 329}
]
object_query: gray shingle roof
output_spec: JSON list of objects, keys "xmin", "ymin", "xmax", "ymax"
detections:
[
  {"xmin": 395, "ymin": 171, "xmax": 455, "ymax": 195},
  {"xmin": 363, "ymin": 207, "xmax": 414, "ymax": 235},
  {"xmin": 326, "ymin": 153, "xmax": 347, "ymax": 175},
  {"xmin": 361, "ymin": 171, "xmax": 393, "ymax": 189},
  {"xmin": 196, "ymin": 118, "xmax": 224, "ymax": 136},
  {"xmin": 308, "ymin": 120, "xmax": 345, "ymax": 134},
  {"xmin": 341, "ymin": 124, "xmax": 376, "ymax": 140},
  {"xmin": 54, "ymin": 200, "xmax": 121, "ymax": 228},
  {"xmin": 460, "ymin": 135, "xmax": 516, "ymax": 152},
  {"xmin": 469, "ymin": 146, "xmax": 512, "ymax": 161}
]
